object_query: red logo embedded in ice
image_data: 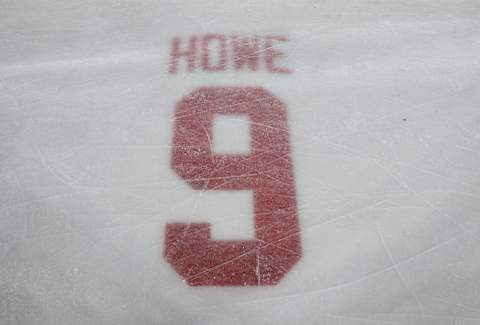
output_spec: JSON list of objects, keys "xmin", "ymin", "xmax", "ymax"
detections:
[
  {"xmin": 168, "ymin": 34, "xmax": 291, "ymax": 74},
  {"xmin": 164, "ymin": 87, "xmax": 301, "ymax": 286}
]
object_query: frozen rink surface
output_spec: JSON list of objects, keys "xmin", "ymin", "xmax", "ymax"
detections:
[{"xmin": 1, "ymin": 1, "xmax": 480, "ymax": 324}]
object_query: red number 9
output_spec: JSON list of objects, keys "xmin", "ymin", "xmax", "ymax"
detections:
[{"xmin": 165, "ymin": 87, "xmax": 301, "ymax": 286}]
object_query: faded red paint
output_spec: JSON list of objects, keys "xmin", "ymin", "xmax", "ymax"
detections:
[
  {"xmin": 265, "ymin": 35, "xmax": 291, "ymax": 74},
  {"xmin": 232, "ymin": 35, "xmax": 260, "ymax": 71},
  {"xmin": 168, "ymin": 35, "xmax": 291, "ymax": 74},
  {"xmin": 168, "ymin": 36, "xmax": 197, "ymax": 74},
  {"xmin": 165, "ymin": 87, "xmax": 301, "ymax": 286},
  {"xmin": 201, "ymin": 34, "xmax": 227, "ymax": 71}
]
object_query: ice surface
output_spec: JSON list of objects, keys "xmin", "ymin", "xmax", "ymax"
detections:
[
  {"xmin": 213, "ymin": 115, "xmax": 251, "ymax": 154},
  {"xmin": 1, "ymin": 0, "xmax": 480, "ymax": 324}
]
